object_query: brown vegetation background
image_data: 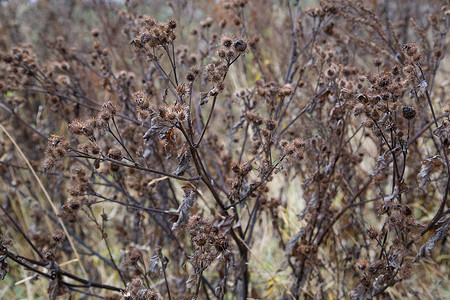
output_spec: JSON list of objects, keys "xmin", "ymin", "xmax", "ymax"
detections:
[{"xmin": 0, "ymin": 0, "xmax": 449, "ymax": 299}]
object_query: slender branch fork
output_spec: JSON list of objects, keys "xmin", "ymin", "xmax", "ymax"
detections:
[
  {"xmin": 1, "ymin": 248, "xmax": 124, "ymax": 293},
  {"xmin": 68, "ymin": 149, "xmax": 200, "ymax": 182}
]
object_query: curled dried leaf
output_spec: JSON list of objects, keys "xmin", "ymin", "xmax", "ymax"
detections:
[
  {"xmin": 174, "ymin": 149, "xmax": 192, "ymax": 176},
  {"xmin": 143, "ymin": 117, "xmax": 172, "ymax": 140},
  {"xmin": 0, "ymin": 256, "xmax": 9, "ymax": 280},
  {"xmin": 417, "ymin": 155, "xmax": 444, "ymax": 192},
  {"xmin": 417, "ymin": 80, "xmax": 428, "ymax": 97},
  {"xmin": 414, "ymin": 218, "xmax": 449, "ymax": 262},
  {"xmin": 48, "ymin": 278, "xmax": 69, "ymax": 300},
  {"xmin": 214, "ymin": 215, "xmax": 234, "ymax": 235},
  {"xmin": 186, "ymin": 274, "xmax": 197, "ymax": 290},
  {"xmin": 171, "ymin": 186, "xmax": 197, "ymax": 231},
  {"xmin": 371, "ymin": 151, "xmax": 388, "ymax": 177},
  {"xmin": 147, "ymin": 255, "xmax": 161, "ymax": 279},
  {"xmin": 297, "ymin": 193, "xmax": 318, "ymax": 221},
  {"xmin": 286, "ymin": 228, "xmax": 305, "ymax": 257},
  {"xmin": 433, "ymin": 120, "xmax": 450, "ymax": 140}
]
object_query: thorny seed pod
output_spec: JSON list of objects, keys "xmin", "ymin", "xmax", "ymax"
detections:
[
  {"xmin": 356, "ymin": 94, "xmax": 368, "ymax": 104},
  {"xmin": 433, "ymin": 46, "xmax": 443, "ymax": 59},
  {"xmin": 215, "ymin": 238, "xmax": 229, "ymax": 251},
  {"xmin": 167, "ymin": 19, "xmax": 177, "ymax": 29},
  {"xmin": 68, "ymin": 119, "xmax": 83, "ymax": 135},
  {"xmin": 186, "ymin": 70, "xmax": 197, "ymax": 81},
  {"xmin": 233, "ymin": 39, "xmax": 247, "ymax": 53},
  {"xmin": 373, "ymin": 57, "xmax": 382, "ymax": 67},
  {"xmin": 368, "ymin": 109, "xmax": 380, "ymax": 121},
  {"xmin": 261, "ymin": 127, "xmax": 270, "ymax": 137},
  {"xmin": 110, "ymin": 163, "xmax": 120, "ymax": 172},
  {"xmin": 300, "ymin": 245, "xmax": 312, "ymax": 255},
  {"xmin": 366, "ymin": 226, "xmax": 380, "ymax": 239},
  {"xmin": 279, "ymin": 84, "xmax": 293, "ymax": 96},
  {"xmin": 93, "ymin": 41, "xmax": 101, "ymax": 50},
  {"xmin": 221, "ymin": 35, "xmax": 233, "ymax": 48},
  {"xmin": 68, "ymin": 199, "xmax": 81, "ymax": 210},
  {"xmin": 265, "ymin": 119, "xmax": 277, "ymax": 131},
  {"xmin": 200, "ymin": 17, "xmax": 214, "ymax": 28},
  {"xmin": 402, "ymin": 205, "xmax": 412, "ymax": 216},
  {"xmin": 279, "ymin": 140, "xmax": 289, "ymax": 148},
  {"xmin": 91, "ymin": 29, "xmax": 100, "ymax": 37},
  {"xmin": 108, "ymin": 148, "xmax": 122, "ymax": 160},
  {"xmin": 293, "ymin": 138, "xmax": 305, "ymax": 149},
  {"xmin": 326, "ymin": 67, "xmax": 336, "ymax": 77},
  {"xmin": 217, "ymin": 49, "xmax": 226, "ymax": 58},
  {"xmin": 403, "ymin": 64, "xmax": 414, "ymax": 74},
  {"xmin": 44, "ymin": 250, "xmax": 55, "ymax": 262},
  {"xmin": 52, "ymin": 229, "xmax": 66, "ymax": 244},
  {"xmin": 403, "ymin": 43, "xmax": 418, "ymax": 57},
  {"xmin": 230, "ymin": 162, "xmax": 240, "ymax": 174},
  {"xmin": 295, "ymin": 152, "xmax": 304, "ymax": 160},
  {"xmin": 370, "ymin": 95, "xmax": 382, "ymax": 105},
  {"xmin": 240, "ymin": 162, "xmax": 252, "ymax": 175},
  {"xmin": 81, "ymin": 124, "xmax": 94, "ymax": 137},
  {"xmin": 2, "ymin": 54, "xmax": 13, "ymax": 63},
  {"xmin": 381, "ymin": 202, "xmax": 390, "ymax": 214},
  {"xmin": 355, "ymin": 259, "xmax": 368, "ymax": 270},
  {"xmin": 402, "ymin": 106, "xmax": 416, "ymax": 120}
]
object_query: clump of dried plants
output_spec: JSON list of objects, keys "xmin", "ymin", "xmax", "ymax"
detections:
[{"xmin": 0, "ymin": 0, "xmax": 449, "ymax": 299}]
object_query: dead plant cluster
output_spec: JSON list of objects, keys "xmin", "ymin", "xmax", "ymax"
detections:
[{"xmin": 0, "ymin": 0, "xmax": 449, "ymax": 299}]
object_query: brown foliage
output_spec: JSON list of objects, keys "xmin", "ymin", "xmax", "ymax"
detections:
[{"xmin": 0, "ymin": 0, "xmax": 448, "ymax": 299}]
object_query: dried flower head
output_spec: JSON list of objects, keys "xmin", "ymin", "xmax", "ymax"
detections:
[
  {"xmin": 402, "ymin": 106, "xmax": 416, "ymax": 120},
  {"xmin": 355, "ymin": 258, "xmax": 368, "ymax": 270},
  {"xmin": 232, "ymin": 39, "xmax": 247, "ymax": 53}
]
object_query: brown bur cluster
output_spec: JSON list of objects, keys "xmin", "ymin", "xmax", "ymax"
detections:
[{"xmin": 0, "ymin": 0, "xmax": 449, "ymax": 299}]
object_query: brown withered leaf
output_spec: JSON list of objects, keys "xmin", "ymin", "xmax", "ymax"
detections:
[
  {"xmin": 371, "ymin": 151, "xmax": 389, "ymax": 177},
  {"xmin": 413, "ymin": 218, "xmax": 449, "ymax": 262},
  {"xmin": 48, "ymin": 278, "xmax": 69, "ymax": 300},
  {"xmin": 433, "ymin": 120, "xmax": 450, "ymax": 140},
  {"xmin": 186, "ymin": 274, "xmax": 197, "ymax": 290},
  {"xmin": 174, "ymin": 149, "xmax": 192, "ymax": 176},
  {"xmin": 214, "ymin": 215, "xmax": 234, "ymax": 235},
  {"xmin": 417, "ymin": 155, "xmax": 444, "ymax": 192},
  {"xmin": 147, "ymin": 255, "xmax": 161, "ymax": 279},
  {"xmin": 0, "ymin": 256, "xmax": 9, "ymax": 280},
  {"xmin": 162, "ymin": 128, "xmax": 177, "ymax": 159},
  {"xmin": 286, "ymin": 228, "xmax": 305, "ymax": 257},
  {"xmin": 200, "ymin": 92, "xmax": 209, "ymax": 106},
  {"xmin": 143, "ymin": 117, "xmax": 172, "ymax": 140},
  {"xmin": 417, "ymin": 80, "xmax": 428, "ymax": 97},
  {"xmin": 171, "ymin": 186, "xmax": 196, "ymax": 231},
  {"xmin": 297, "ymin": 193, "xmax": 318, "ymax": 221}
]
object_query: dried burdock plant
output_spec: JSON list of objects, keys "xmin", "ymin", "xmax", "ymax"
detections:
[{"xmin": 0, "ymin": 0, "xmax": 448, "ymax": 299}]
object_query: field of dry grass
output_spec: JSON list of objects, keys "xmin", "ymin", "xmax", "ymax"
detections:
[{"xmin": 0, "ymin": 0, "xmax": 449, "ymax": 299}]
